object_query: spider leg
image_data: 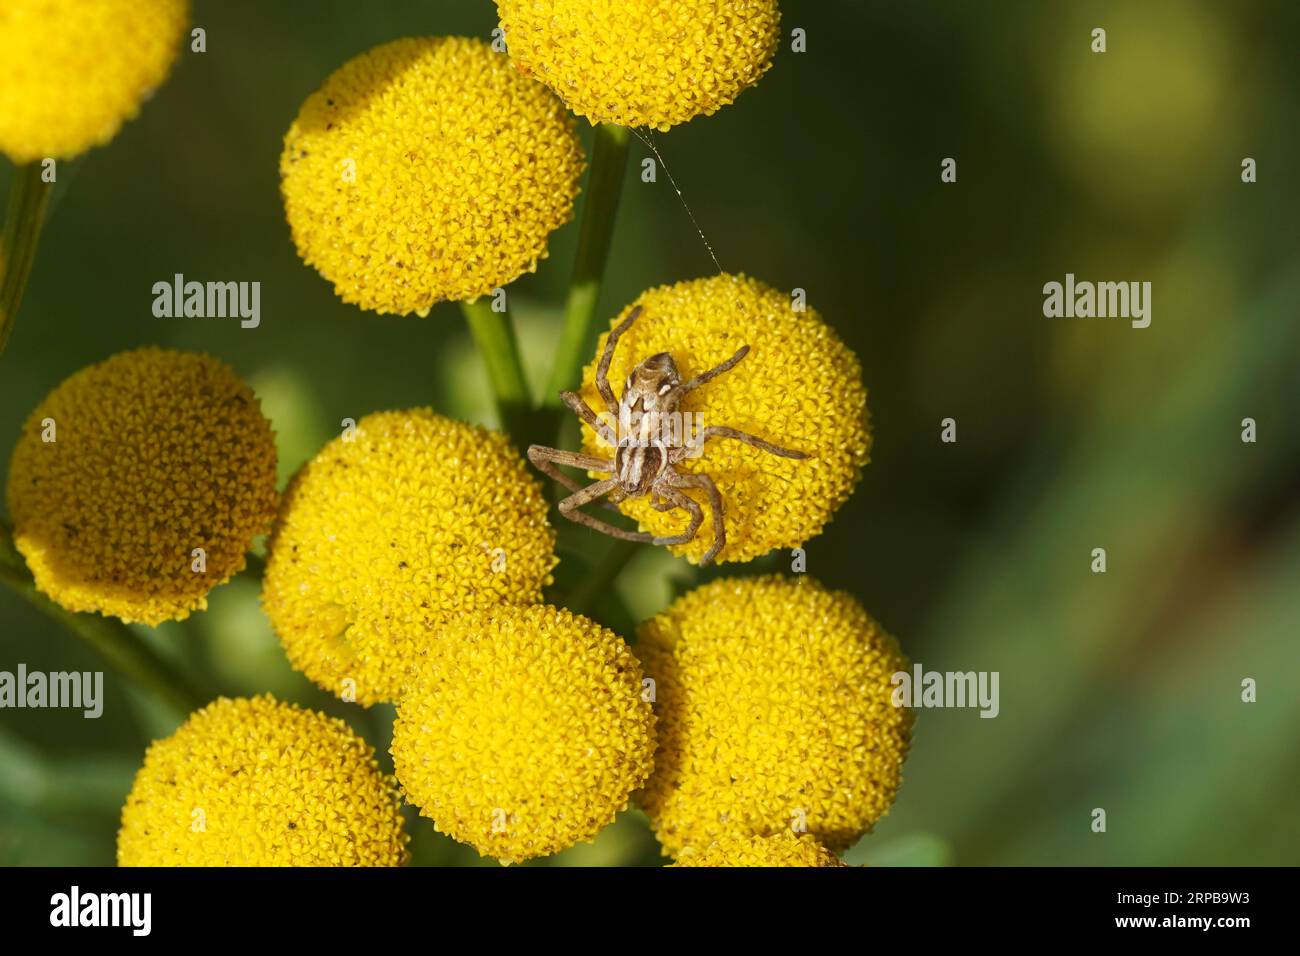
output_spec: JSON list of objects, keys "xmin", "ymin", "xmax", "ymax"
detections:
[
  {"xmin": 527, "ymin": 445, "xmax": 619, "ymax": 512},
  {"xmin": 652, "ymin": 486, "xmax": 703, "ymax": 548},
  {"xmin": 676, "ymin": 344, "xmax": 750, "ymax": 396},
  {"xmin": 558, "ymin": 477, "xmax": 657, "ymax": 543},
  {"xmin": 696, "ymin": 425, "xmax": 808, "ymax": 460},
  {"xmin": 670, "ymin": 472, "xmax": 726, "ymax": 565},
  {"xmin": 596, "ymin": 305, "xmax": 643, "ymax": 416},
  {"xmin": 559, "ymin": 390, "xmax": 616, "ymax": 448}
]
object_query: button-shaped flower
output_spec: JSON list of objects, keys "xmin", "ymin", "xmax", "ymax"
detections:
[
  {"xmin": 280, "ymin": 36, "xmax": 585, "ymax": 315},
  {"xmin": 577, "ymin": 274, "xmax": 869, "ymax": 565},
  {"xmin": 0, "ymin": 0, "xmax": 188, "ymax": 162},
  {"xmin": 117, "ymin": 695, "xmax": 408, "ymax": 866},
  {"xmin": 638, "ymin": 575, "xmax": 912, "ymax": 858},
  {"xmin": 496, "ymin": 0, "xmax": 781, "ymax": 130},
  {"xmin": 673, "ymin": 831, "xmax": 847, "ymax": 868},
  {"xmin": 6, "ymin": 348, "xmax": 278, "ymax": 625},
  {"xmin": 391, "ymin": 604, "xmax": 656, "ymax": 864}
]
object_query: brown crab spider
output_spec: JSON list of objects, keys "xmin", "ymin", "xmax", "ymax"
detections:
[{"xmin": 527, "ymin": 305, "xmax": 808, "ymax": 566}]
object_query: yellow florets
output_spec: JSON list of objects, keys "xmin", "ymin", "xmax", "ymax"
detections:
[
  {"xmin": 638, "ymin": 575, "xmax": 912, "ymax": 857},
  {"xmin": 261, "ymin": 409, "xmax": 557, "ymax": 706},
  {"xmin": 117, "ymin": 696, "xmax": 408, "ymax": 866},
  {"xmin": 0, "ymin": 0, "xmax": 188, "ymax": 162},
  {"xmin": 391, "ymin": 604, "xmax": 656, "ymax": 864},
  {"xmin": 496, "ymin": 0, "xmax": 781, "ymax": 130},
  {"xmin": 578, "ymin": 274, "xmax": 869, "ymax": 564},
  {"xmin": 280, "ymin": 36, "xmax": 584, "ymax": 315},
  {"xmin": 673, "ymin": 831, "xmax": 847, "ymax": 868},
  {"xmin": 6, "ymin": 348, "xmax": 278, "ymax": 625}
]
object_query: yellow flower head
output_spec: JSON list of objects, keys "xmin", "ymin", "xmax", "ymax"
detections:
[
  {"xmin": 6, "ymin": 348, "xmax": 278, "ymax": 625},
  {"xmin": 673, "ymin": 831, "xmax": 847, "ymax": 868},
  {"xmin": 261, "ymin": 409, "xmax": 557, "ymax": 706},
  {"xmin": 117, "ymin": 695, "xmax": 408, "ymax": 866},
  {"xmin": 280, "ymin": 36, "xmax": 584, "ymax": 315},
  {"xmin": 391, "ymin": 604, "xmax": 656, "ymax": 864},
  {"xmin": 578, "ymin": 274, "xmax": 869, "ymax": 565},
  {"xmin": 496, "ymin": 0, "xmax": 781, "ymax": 130},
  {"xmin": 638, "ymin": 575, "xmax": 912, "ymax": 857},
  {"xmin": 0, "ymin": 0, "xmax": 188, "ymax": 162}
]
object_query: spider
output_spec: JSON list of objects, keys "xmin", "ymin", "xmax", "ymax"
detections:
[{"xmin": 527, "ymin": 305, "xmax": 808, "ymax": 565}]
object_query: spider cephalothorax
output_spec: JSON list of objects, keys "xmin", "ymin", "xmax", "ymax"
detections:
[{"xmin": 527, "ymin": 305, "xmax": 808, "ymax": 565}]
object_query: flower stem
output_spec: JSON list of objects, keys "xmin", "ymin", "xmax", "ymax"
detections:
[
  {"xmin": 0, "ymin": 163, "xmax": 51, "ymax": 360},
  {"xmin": 460, "ymin": 297, "xmax": 536, "ymax": 443},
  {"xmin": 545, "ymin": 123, "xmax": 631, "ymax": 408},
  {"xmin": 0, "ymin": 520, "xmax": 207, "ymax": 718}
]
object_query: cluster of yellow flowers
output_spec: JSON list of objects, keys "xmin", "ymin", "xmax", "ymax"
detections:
[
  {"xmin": 3, "ymin": 2, "xmax": 914, "ymax": 868},
  {"xmin": 260, "ymin": 409, "xmax": 558, "ymax": 705},
  {"xmin": 276, "ymin": 5, "xmax": 782, "ymax": 310},
  {"xmin": 111, "ymin": 571, "xmax": 906, "ymax": 867}
]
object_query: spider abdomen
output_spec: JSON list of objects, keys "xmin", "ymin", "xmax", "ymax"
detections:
[{"xmin": 616, "ymin": 440, "xmax": 668, "ymax": 497}]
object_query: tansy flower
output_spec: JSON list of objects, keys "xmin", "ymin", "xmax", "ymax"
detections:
[
  {"xmin": 0, "ymin": 0, "xmax": 188, "ymax": 163},
  {"xmin": 117, "ymin": 696, "xmax": 408, "ymax": 866},
  {"xmin": 6, "ymin": 348, "xmax": 278, "ymax": 625},
  {"xmin": 673, "ymin": 831, "xmax": 847, "ymax": 868},
  {"xmin": 280, "ymin": 36, "xmax": 584, "ymax": 315},
  {"xmin": 578, "ymin": 274, "xmax": 869, "ymax": 565},
  {"xmin": 495, "ymin": 0, "xmax": 781, "ymax": 130},
  {"xmin": 638, "ymin": 575, "xmax": 912, "ymax": 858},
  {"xmin": 261, "ymin": 409, "xmax": 557, "ymax": 706},
  {"xmin": 391, "ymin": 604, "xmax": 656, "ymax": 865}
]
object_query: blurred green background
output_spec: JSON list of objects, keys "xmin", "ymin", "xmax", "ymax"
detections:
[{"xmin": 3, "ymin": 0, "xmax": 1298, "ymax": 866}]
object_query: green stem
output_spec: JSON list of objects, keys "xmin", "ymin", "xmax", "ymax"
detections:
[
  {"xmin": 545, "ymin": 123, "xmax": 632, "ymax": 408},
  {"xmin": 0, "ymin": 520, "xmax": 206, "ymax": 718},
  {"xmin": 460, "ymin": 297, "xmax": 538, "ymax": 444},
  {"xmin": 564, "ymin": 538, "xmax": 642, "ymax": 615},
  {"xmin": 0, "ymin": 163, "xmax": 51, "ymax": 360}
]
